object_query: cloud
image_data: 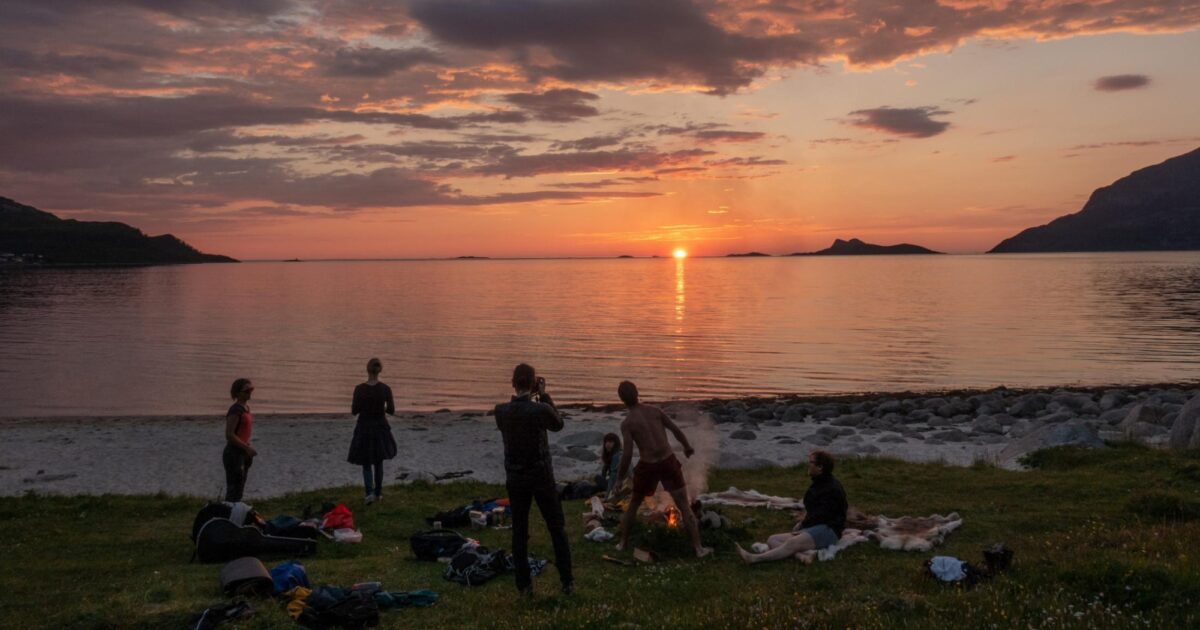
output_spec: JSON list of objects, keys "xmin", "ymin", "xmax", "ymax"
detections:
[
  {"xmin": 692, "ymin": 130, "xmax": 766, "ymax": 143},
  {"xmin": 844, "ymin": 106, "xmax": 952, "ymax": 138},
  {"xmin": 472, "ymin": 148, "xmax": 714, "ymax": 178},
  {"xmin": 1094, "ymin": 74, "xmax": 1151, "ymax": 91},
  {"xmin": 322, "ymin": 46, "xmax": 442, "ymax": 77},
  {"xmin": 551, "ymin": 134, "xmax": 630, "ymax": 151},
  {"xmin": 410, "ymin": 0, "xmax": 820, "ymax": 95},
  {"xmin": 501, "ymin": 88, "xmax": 601, "ymax": 122}
]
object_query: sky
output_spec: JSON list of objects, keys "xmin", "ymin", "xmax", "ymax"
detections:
[{"xmin": 1, "ymin": 0, "xmax": 1198, "ymax": 258}]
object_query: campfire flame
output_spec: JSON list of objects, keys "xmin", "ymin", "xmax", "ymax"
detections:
[{"xmin": 665, "ymin": 506, "xmax": 681, "ymax": 529}]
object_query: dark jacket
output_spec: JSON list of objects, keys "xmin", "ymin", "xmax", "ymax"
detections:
[
  {"xmin": 494, "ymin": 394, "xmax": 563, "ymax": 485},
  {"xmin": 800, "ymin": 473, "xmax": 848, "ymax": 536}
]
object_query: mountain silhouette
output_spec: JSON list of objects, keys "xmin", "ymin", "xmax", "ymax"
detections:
[
  {"xmin": 790, "ymin": 238, "xmax": 942, "ymax": 256},
  {"xmin": 990, "ymin": 147, "xmax": 1200, "ymax": 253}
]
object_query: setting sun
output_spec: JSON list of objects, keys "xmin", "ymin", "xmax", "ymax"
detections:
[{"xmin": 673, "ymin": 248, "xmax": 688, "ymax": 259}]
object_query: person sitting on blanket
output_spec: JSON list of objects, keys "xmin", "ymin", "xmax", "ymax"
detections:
[{"xmin": 736, "ymin": 450, "xmax": 848, "ymax": 564}]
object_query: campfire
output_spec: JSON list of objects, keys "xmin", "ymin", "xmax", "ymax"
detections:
[{"xmin": 664, "ymin": 506, "xmax": 681, "ymax": 529}]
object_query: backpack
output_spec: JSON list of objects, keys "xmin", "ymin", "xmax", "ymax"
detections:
[
  {"xmin": 270, "ymin": 561, "xmax": 311, "ymax": 595},
  {"xmin": 321, "ymin": 504, "xmax": 355, "ymax": 531},
  {"xmin": 298, "ymin": 585, "xmax": 380, "ymax": 629},
  {"xmin": 409, "ymin": 529, "xmax": 469, "ymax": 561},
  {"xmin": 444, "ymin": 545, "xmax": 508, "ymax": 586}
]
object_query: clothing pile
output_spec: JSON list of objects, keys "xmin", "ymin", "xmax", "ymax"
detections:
[
  {"xmin": 196, "ymin": 557, "xmax": 438, "ymax": 629},
  {"xmin": 926, "ymin": 543, "xmax": 1015, "ymax": 587},
  {"xmin": 442, "ymin": 542, "xmax": 548, "ymax": 586}
]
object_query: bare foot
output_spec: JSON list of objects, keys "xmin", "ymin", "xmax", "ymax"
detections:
[
  {"xmin": 735, "ymin": 544, "xmax": 754, "ymax": 563},
  {"xmin": 695, "ymin": 546, "xmax": 713, "ymax": 559},
  {"xmin": 614, "ymin": 541, "xmax": 626, "ymax": 552}
]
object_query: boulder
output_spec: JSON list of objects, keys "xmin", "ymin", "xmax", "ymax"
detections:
[
  {"xmin": 1099, "ymin": 390, "xmax": 1128, "ymax": 411},
  {"xmin": 831, "ymin": 413, "xmax": 868, "ymax": 427},
  {"xmin": 730, "ymin": 430, "xmax": 757, "ymax": 440},
  {"xmin": 1168, "ymin": 394, "xmax": 1200, "ymax": 450},
  {"xmin": 877, "ymin": 399, "xmax": 903, "ymax": 415},
  {"xmin": 781, "ymin": 405, "xmax": 809, "ymax": 423},
  {"xmin": 922, "ymin": 397, "xmax": 948, "ymax": 411},
  {"xmin": 1124, "ymin": 422, "xmax": 1168, "ymax": 441},
  {"xmin": 747, "ymin": 407, "xmax": 774, "ymax": 420},
  {"xmin": 558, "ymin": 431, "xmax": 606, "ymax": 447},
  {"xmin": 1008, "ymin": 393, "xmax": 1050, "ymax": 417},
  {"xmin": 764, "ymin": 420, "xmax": 783, "ymax": 427},
  {"xmin": 1117, "ymin": 403, "xmax": 1166, "ymax": 432},
  {"xmin": 977, "ymin": 399, "xmax": 1008, "ymax": 415},
  {"xmin": 998, "ymin": 421, "xmax": 1105, "ymax": 467},
  {"xmin": 878, "ymin": 434, "xmax": 906, "ymax": 443},
  {"xmin": 1099, "ymin": 408, "xmax": 1129, "ymax": 425},
  {"xmin": 855, "ymin": 444, "xmax": 881, "ymax": 455},
  {"xmin": 906, "ymin": 410, "xmax": 934, "ymax": 424},
  {"xmin": 816, "ymin": 426, "xmax": 854, "ymax": 439},
  {"xmin": 931, "ymin": 429, "xmax": 969, "ymax": 442},
  {"xmin": 564, "ymin": 447, "xmax": 599, "ymax": 462},
  {"xmin": 936, "ymin": 399, "xmax": 972, "ymax": 418},
  {"xmin": 971, "ymin": 415, "xmax": 1004, "ymax": 435}
]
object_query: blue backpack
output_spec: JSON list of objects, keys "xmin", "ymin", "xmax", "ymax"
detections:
[{"xmin": 270, "ymin": 561, "xmax": 310, "ymax": 595}]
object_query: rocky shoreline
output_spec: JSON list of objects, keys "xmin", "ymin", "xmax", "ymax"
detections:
[{"xmin": 2, "ymin": 384, "xmax": 1198, "ymax": 498}]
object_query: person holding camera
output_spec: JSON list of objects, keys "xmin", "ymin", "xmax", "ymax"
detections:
[{"xmin": 494, "ymin": 363, "xmax": 574, "ymax": 597}]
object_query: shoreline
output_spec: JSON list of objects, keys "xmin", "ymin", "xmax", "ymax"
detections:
[{"xmin": 1, "ymin": 383, "xmax": 1196, "ymax": 499}]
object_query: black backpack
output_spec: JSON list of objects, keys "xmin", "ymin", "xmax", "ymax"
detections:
[{"xmin": 410, "ymin": 529, "xmax": 469, "ymax": 561}]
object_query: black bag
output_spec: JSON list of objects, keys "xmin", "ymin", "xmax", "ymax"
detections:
[
  {"xmin": 410, "ymin": 529, "xmax": 468, "ymax": 561},
  {"xmin": 194, "ymin": 518, "xmax": 317, "ymax": 564},
  {"xmin": 298, "ymin": 586, "xmax": 379, "ymax": 629},
  {"xmin": 983, "ymin": 542, "xmax": 1014, "ymax": 574},
  {"xmin": 444, "ymin": 545, "xmax": 508, "ymax": 586},
  {"xmin": 192, "ymin": 503, "xmax": 233, "ymax": 543}
]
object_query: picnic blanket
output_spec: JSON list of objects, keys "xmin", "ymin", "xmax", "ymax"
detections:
[
  {"xmin": 696, "ymin": 487, "xmax": 805, "ymax": 510},
  {"xmin": 806, "ymin": 510, "xmax": 963, "ymax": 561},
  {"xmin": 703, "ymin": 487, "xmax": 963, "ymax": 562}
]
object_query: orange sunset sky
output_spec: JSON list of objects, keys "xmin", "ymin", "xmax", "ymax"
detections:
[{"xmin": 1, "ymin": 0, "xmax": 1198, "ymax": 258}]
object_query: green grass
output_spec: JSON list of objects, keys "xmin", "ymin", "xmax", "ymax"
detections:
[{"xmin": 3, "ymin": 443, "xmax": 1199, "ymax": 629}]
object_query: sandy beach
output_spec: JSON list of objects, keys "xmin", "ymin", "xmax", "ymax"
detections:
[{"xmin": 2, "ymin": 384, "xmax": 1195, "ymax": 498}]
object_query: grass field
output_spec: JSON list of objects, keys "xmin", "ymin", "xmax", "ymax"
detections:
[{"xmin": 2, "ymin": 443, "xmax": 1199, "ymax": 629}]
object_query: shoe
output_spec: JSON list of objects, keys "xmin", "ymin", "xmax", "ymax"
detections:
[
  {"xmin": 561, "ymin": 583, "xmax": 574, "ymax": 596},
  {"xmin": 364, "ymin": 494, "xmax": 376, "ymax": 505}
]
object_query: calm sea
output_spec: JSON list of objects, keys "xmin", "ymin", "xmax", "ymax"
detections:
[{"xmin": 2, "ymin": 253, "xmax": 1200, "ymax": 417}]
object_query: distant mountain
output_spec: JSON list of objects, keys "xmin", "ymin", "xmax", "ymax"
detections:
[
  {"xmin": 726, "ymin": 251, "xmax": 771, "ymax": 257},
  {"xmin": 790, "ymin": 238, "xmax": 942, "ymax": 256},
  {"xmin": 990, "ymin": 147, "xmax": 1200, "ymax": 253},
  {"xmin": 0, "ymin": 196, "xmax": 236, "ymax": 265}
]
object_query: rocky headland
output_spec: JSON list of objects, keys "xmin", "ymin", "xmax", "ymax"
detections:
[{"xmin": 990, "ymin": 147, "xmax": 1200, "ymax": 253}]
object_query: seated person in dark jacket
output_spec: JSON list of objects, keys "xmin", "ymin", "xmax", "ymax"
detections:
[
  {"xmin": 494, "ymin": 363, "xmax": 574, "ymax": 596},
  {"xmin": 736, "ymin": 450, "xmax": 847, "ymax": 564}
]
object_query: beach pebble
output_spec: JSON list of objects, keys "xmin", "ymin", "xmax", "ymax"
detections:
[
  {"xmin": 971, "ymin": 416, "xmax": 1004, "ymax": 435},
  {"xmin": 876, "ymin": 399, "xmax": 903, "ymax": 415},
  {"xmin": 781, "ymin": 405, "xmax": 808, "ymax": 423},
  {"xmin": 748, "ymin": 407, "xmax": 773, "ymax": 420},
  {"xmin": 729, "ymin": 430, "xmax": 757, "ymax": 440},
  {"xmin": 937, "ymin": 399, "xmax": 972, "ymax": 418}
]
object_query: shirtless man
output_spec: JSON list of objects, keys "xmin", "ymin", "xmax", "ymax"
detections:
[{"xmin": 613, "ymin": 380, "xmax": 712, "ymax": 558}]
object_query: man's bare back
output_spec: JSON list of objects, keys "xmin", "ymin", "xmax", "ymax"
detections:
[{"xmin": 621, "ymin": 404, "xmax": 684, "ymax": 464}]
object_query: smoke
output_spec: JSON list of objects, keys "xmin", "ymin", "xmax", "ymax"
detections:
[{"xmin": 654, "ymin": 405, "xmax": 718, "ymax": 505}]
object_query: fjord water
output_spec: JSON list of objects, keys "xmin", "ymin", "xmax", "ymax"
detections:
[{"xmin": 2, "ymin": 253, "xmax": 1199, "ymax": 417}]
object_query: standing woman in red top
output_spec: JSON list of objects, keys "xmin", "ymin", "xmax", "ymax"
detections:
[
  {"xmin": 223, "ymin": 378, "xmax": 256, "ymax": 502},
  {"xmin": 348, "ymin": 358, "xmax": 397, "ymax": 504}
]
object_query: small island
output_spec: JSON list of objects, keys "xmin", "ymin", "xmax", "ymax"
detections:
[
  {"xmin": 455, "ymin": 255, "xmax": 491, "ymax": 260},
  {"xmin": 726, "ymin": 252, "xmax": 771, "ymax": 257},
  {"xmin": 790, "ymin": 238, "xmax": 943, "ymax": 256},
  {"xmin": 0, "ymin": 196, "xmax": 236, "ymax": 265}
]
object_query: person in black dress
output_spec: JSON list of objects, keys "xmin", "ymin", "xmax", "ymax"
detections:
[{"xmin": 348, "ymin": 358, "xmax": 397, "ymax": 504}]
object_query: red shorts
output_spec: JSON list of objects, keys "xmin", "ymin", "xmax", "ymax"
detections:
[{"xmin": 632, "ymin": 454, "xmax": 686, "ymax": 497}]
